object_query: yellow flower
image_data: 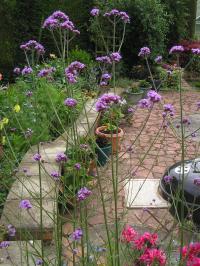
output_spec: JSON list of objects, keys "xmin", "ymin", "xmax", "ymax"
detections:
[
  {"xmin": 49, "ymin": 53, "xmax": 56, "ymax": 59},
  {"xmin": 2, "ymin": 136, "xmax": 6, "ymax": 145},
  {"xmin": 13, "ymin": 104, "xmax": 21, "ymax": 113},
  {"xmin": 2, "ymin": 117, "xmax": 9, "ymax": 124}
]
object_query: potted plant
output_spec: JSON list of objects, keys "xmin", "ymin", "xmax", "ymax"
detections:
[
  {"xmin": 95, "ymin": 137, "xmax": 112, "ymax": 166},
  {"xmin": 124, "ymin": 85, "xmax": 143, "ymax": 105}
]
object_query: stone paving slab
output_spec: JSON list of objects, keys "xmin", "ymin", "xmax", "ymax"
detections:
[
  {"xmin": 7, "ymin": 175, "xmax": 56, "ymax": 200},
  {"xmin": 0, "ymin": 240, "xmax": 41, "ymax": 266},
  {"xmin": 1, "ymin": 198, "xmax": 56, "ymax": 239},
  {"xmin": 124, "ymin": 179, "xmax": 169, "ymax": 208}
]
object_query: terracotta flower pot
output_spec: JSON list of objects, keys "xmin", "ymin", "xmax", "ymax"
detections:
[{"xmin": 95, "ymin": 126, "xmax": 124, "ymax": 153}]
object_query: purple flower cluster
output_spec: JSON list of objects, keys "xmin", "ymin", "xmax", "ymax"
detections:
[
  {"xmin": 0, "ymin": 241, "xmax": 10, "ymax": 248},
  {"xmin": 26, "ymin": 91, "xmax": 33, "ymax": 97},
  {"xmin": 19, "ymin": 199, "xmax": 32, "ymax": 209},
  {"xmin": 100, "ymin": 73, "xmax": 112, "ymax": 86},
  {"xmin": 77, "ymin": 187, "xmax": 92, "ymax": 201},
  {"xmin": 163, "ymin": 104, "xmax": 174, "ymax": 117},
  {"xmin": 33, "ymin": 153, "xmax": 41, "ymax": 161},
  {"xmin": 20, "ymin": 40, "xmax": 45, "ymax": 55},
  {"xmin": 182, "ymin": 117, "xmax": 191, "ymax": 125},
  {"xmin": 55, "ymin": 152, "xmax": 68, "ymax": 163},
  {"xmin": 90, "ymin": 8, "xmax": 100, "ymax": 17},
  {"xmin": 74, "ymin": 163, "xmax": 81, "ymax": 170},
  {"xmin": 110, "ymin": 52, "xmax": 122, "ymax": 62},
  {"xmin": 7, "ymin": 224, "xmax": 16, "ymax": 237},
  {"xmin": 50, "ymin": 171, "xmax": 60, "ymax": 181},
  {"xmin": 192, "ymin": 48, "xmax": 200, "ymax": 55},
  {"xmin": 35, "ymin": 258, "xmax": 43, "ymax": 265},
  {"xmin": 147, "ymin": 90, "xmax": 162, "ymax": 103},
  {"xmin": 163, "ymin": 175, "xmax": 173, "ymax": 184},
  {"xmin": 104, "ymin": 9, "xmax": 130, "ymax": 23},
  {"xmin": 71, "ymin": 228, "xmax": 83, "ymax": 241},
  {"xmin": 138, "ymin": 47, "xmax": 151, "ymax": 57},
  {"xmin": 95, "ymin": 93, "xmax": 121, "ymax": 112},
  {"xmin": 38, "ymin": 67, "xmax": 56, "ymax": 78},
  {"xmin": 169, "ymin": 45, "xmax": 184, "ymax": 54},
  {"xmin": 13, "ymin": 67, "xmax": 21, "ymax": 75},
  {"xmin": 96, "ymin": 56, "xmax": 112, "ymax": 64},
  {"xmin": 194, "ymin": 178, "xmax": 200, "ymax": 186},
  {"xmin": 64, "ymin": 98, "xmax": 77, "ymax": 107},
  {"xmin": 65, "ymin": 61, "xmax": 85, "ymax": 83},
  {"xmin": 138, "ymin": 98, "xmax": 151, "ymax": 109},
  {"xmin": 155, "ymin": 55, "xmax": 162, "ymax": 63},
  {"xmin": 43, "ymin": 11, "xmax": 79, "ymax": 34},
  {"xmin": 21, "ymin": 66, "xmax": 33, "ymax": 76}
]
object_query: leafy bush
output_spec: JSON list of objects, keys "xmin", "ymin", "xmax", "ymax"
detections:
[{"xmin": 156, "ymin": 66, "xmax": 179, "ymax": 90}]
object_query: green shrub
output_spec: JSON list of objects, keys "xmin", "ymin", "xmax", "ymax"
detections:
[{"xmin": 156, "ymin": 66, "xmax": 179, "ymax": 90}]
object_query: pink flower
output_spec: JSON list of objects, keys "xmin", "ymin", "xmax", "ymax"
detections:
[
  {"xmin": 134, "ymin": 232, "xmax": 158, "ymax": 250},
  {"xmin": 121, "ymin": 225, "xmax": 137, "ymax": 243},
  {"xmin": 139, "ymin": 248, "xmax": 166, "ymax": 266}
]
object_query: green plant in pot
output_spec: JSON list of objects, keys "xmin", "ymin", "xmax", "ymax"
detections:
[
  {"xmin": 124, "ymin": 85, "xmax": 143, "ymax": 105},
  {"xmin": 95, "ymin": 136, "xmax": 112, "ymax": 166}
]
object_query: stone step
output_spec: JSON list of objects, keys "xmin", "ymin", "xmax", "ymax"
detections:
[{"xmin": 0, "ymin": 240, "xmax": 42, "ymax": 266}]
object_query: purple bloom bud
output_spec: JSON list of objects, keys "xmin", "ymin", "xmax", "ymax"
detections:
[
  {"xmin": 77, "ymin": 187, "xmax": 92, "ymax": 201},
  {"xmin": 147, "ymin": 90, "xmax": 162, "ymax": 103},
  {"xmin": 182, "ymin": 118, "xmax": 190, "ymax": 125},
  {"xmin": 100, "ymin": 81, "xmax": 108, "ymax": 86},
  {"xmin": 26, "ymin": 91, "xmax": 33, "ymax": 97},
  {"xmin": 7, "ymin": 225, "xmax": 16, "ymax": 237},
  {"xmin": 43, "ymin": 18, "xmax": 59, "ymax": 29},
  {"xmin": 33, "ymin": 153, "xmax": 41, "ymax": 161},
  {"xmin": 60, "ymin": 20, "xmax": 75, "ymax": 31},
  {"xmin": 138, "ymin": 47, "xmax": 151, "ymax": 57},
  {"xmin": 102, "ymin": 73, "xmax": 112, "ymax": 80},
  {"xmin": 191, "ymin": 132, "xmax": 197, "ymax": 137},
  {"xmin": 119, "ymin": 11, "xmax": 130, "ymax": 23},
  {"xmin": 19, "ymin": 199, "xmax": 32, "ymax": 209},
  {"xmin": 163, "ymin": 104, "xmax": 174, "ymax": 113},
  {"xmin": 13, "ymin": 67, "xmax": 21, "ymax": 75},
  {"xmin": 38, "ymin": 67, "xmax": 55, "ymax": 78},
  {"xmin": 74, "ymin": 163, "xmax": 81, "ymax": 170},
  {"xmin": 169, "ymin": 45, "xmax": 184, "ymax": 54},
  {"xmin": 192, "ymin": 48, "xmax": 200, "ymax": 55},
  {"xmin": 155, "ymin": 55, "xmax": 162, "ymax": 63},
  {"xmin": 96, "ymin": 56, "xmax": 112, "ymax": 64},
  {"xmin": 128, "ymin": 107, "xmax": 134, "ymax": 113},
  {"xmin": 71, "ymin": 228, "xmax": 83, "ymax": 241},
  {"xmin": 64, "ymin": 98, "xmax": 77, "ymax": 107},
  {"xmin": 90, "ymin": 8, "xmax": 100, "ymax": 17},
  {"xmin": 163, "ymin": 175, "xmax": 173, "ymax": 184},
  {"xmin": 52, "ymin": 11, "xmax": 69, "ymax": 20},
  {"xmin": 20, "ymin": 40, "xmax": 45, "ymax": 55},
  {"xmin": 55, "ymin": 152, "xmax": 68, "ymax": 163},
  {"xmin": 194, "ymin": 178, "xmax": 200, "ymax": 186},
  {"xmin": 0, "ymin": 241, "xmax": 10, "ymax": 248},
  {"xmin": 50, "ymin": 171, "xmax": 60, "ymax": 181},
  {"xmin": 110, "ymin": 52, "xmax": 122, "ymax": 62},
  {"xmin": 104, "ymin": 9, "xmax": 119, "ymax": 17},
  {"xmin": 21, "ymin": 66, "xmax": 33, "ymax": 75}
]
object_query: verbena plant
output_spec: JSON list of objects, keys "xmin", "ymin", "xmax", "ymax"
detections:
[{"xmin": 0, "ymin": 8, "xmax": 200, "ymax": 266}]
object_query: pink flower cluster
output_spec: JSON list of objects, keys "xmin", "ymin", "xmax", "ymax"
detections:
[
  {"xmin": 181, "ymin": 242, "xmax": 200, "ymax": 266},
  {"xmin": 65, "ymin": 61, "xmax": 85, "ymax": 83},
  {"xmin": 20, "ymin": 40, "xmax": 45, "ymax": 55},
  {"xmin": 121, "ymin": 226, "xmax": 166, "ymax": 265},
  {"xmin": 95, "ymin": 93, "xmax": 121, "ymax": 112},
  {"xmin": 43, "ymin": 10, "xmax": 80, "ymax": 34}
]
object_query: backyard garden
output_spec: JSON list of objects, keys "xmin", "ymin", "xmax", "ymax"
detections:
[{"xmin": 1, "ymin": 0, "xmax": 200, "ymax": 265}]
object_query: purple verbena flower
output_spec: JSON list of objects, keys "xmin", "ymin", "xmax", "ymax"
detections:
[
  {"xmin": 26, "ymin": 91, "xmax": 33, "ymax": 97},
  {"xmin": 182, "ymin": 117, "xmax": 190, "ymax": 125},
  {"xmin": 163, "ymin": 175, "xmax": 173, "ymax": 184},
  {"xmin": 43, "ymin": 17, "xmax": 59, "ymax": 29},
  {"xmin": 21, "ymin": 66, "xmax": 33, "ymax": 75},
  {"xmin": 163, "ymin": 104, "xmax": 174, "ymax": 114},
  {"xmin": 33, "ymin": 153, "xmax": 41, "ymax": 161},
  {"xmin": 13, "ymin": 67, "xmax": 21, "ymax": 75},
  {"xmin": 0, "ymin": 241, "xmax": 10, "ymax": 248},
  {"xmin": 155, "ymin": 55, "xmax": 162, "ymax": 63},
  {"xmin": 138, "ymin": 47, "xmax": 151, "ymax": 57},
  {"xmin": 65, "ymin": 61, "xmax": 85, "ymax": 83},
  {"xmin": 128, "ymin": 107, "xmax": 134, "ymax": 113},
  {"xmin": 74, "ymin": 163, "xmax": 81, "ymax": 170},
  {"xmin": 77, "ymin": 187, "xmax": 92, "ymax": 201},
  {"xmin": 19, "ymin": 199, "xmax": 32, "ymax": 209},
  {"xmin": 96, "ymin": 56, "xmax": 112, "ymax": 64},
  {"xmin": 104, "ymin": 9, "xmax": 119, "ymax": 17},
  {"xmin": 60, "ymin": 20, "xmax": 75, "ymax": 31},
  {"xmin": 119, "ymin": 11, "xmax": 130, "ymax": 23},
  {"xmin": 50, "ymin": 171, "xmax": 60, "ymax": 181},
  {"xmin": 138, "ymin": 98, "xmax": 152, "ymax": 109},
  {"xmin": 192, "ymin": 48, "xmax": 200, "ymax": 55},
  {"xmin": 71, "ymin": 228, "xmax": 83, "ymax": 241},
  {"xmin": 55, "ymin": 152, "xmax": 68, "ymax": 163},
  {"xmin": 20, "ymin": 40, "xmax": 45, "ymax": 55},
  {"xmin": 35, "ymin": 258, "xmax": 43, "ymax": 265},
  {"xmin": 102, "ymin": 73, "xmax": 112, "ymax": 80},
  {"xmin": 38, "ymin": 67, "xmax": 55, "ymax": 78},
  {"xmin": 169, "ymin": 45, "xmax": 184, "ymax": 54},
  {"xmin": 194, "ymin": 178, "xmax": 200, "ymax": 186},
  {"xmin": 100, "ymin": 81, "xmax": 108, "ymax": 86},
  {"xmin": 110, "ymin": 52, "xmax": 122, "ymax": 62},
  {"xmin": 90, "ymin": 8, "xmax": 100, "ymax": 17},
  {"xmin": 7, "ymin": 225, "xmax": 16, "ymax": 237},
  {"xmin": 51, "ymin": 10, "xmax": 69, "ymax": 21},
  {"xmin": 64, "ymin": 98, "xmax": 77, "ymax": 107},
  {"xmin": 147, "ymin": 90, "xmax": 162, "ymax": 103}
]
